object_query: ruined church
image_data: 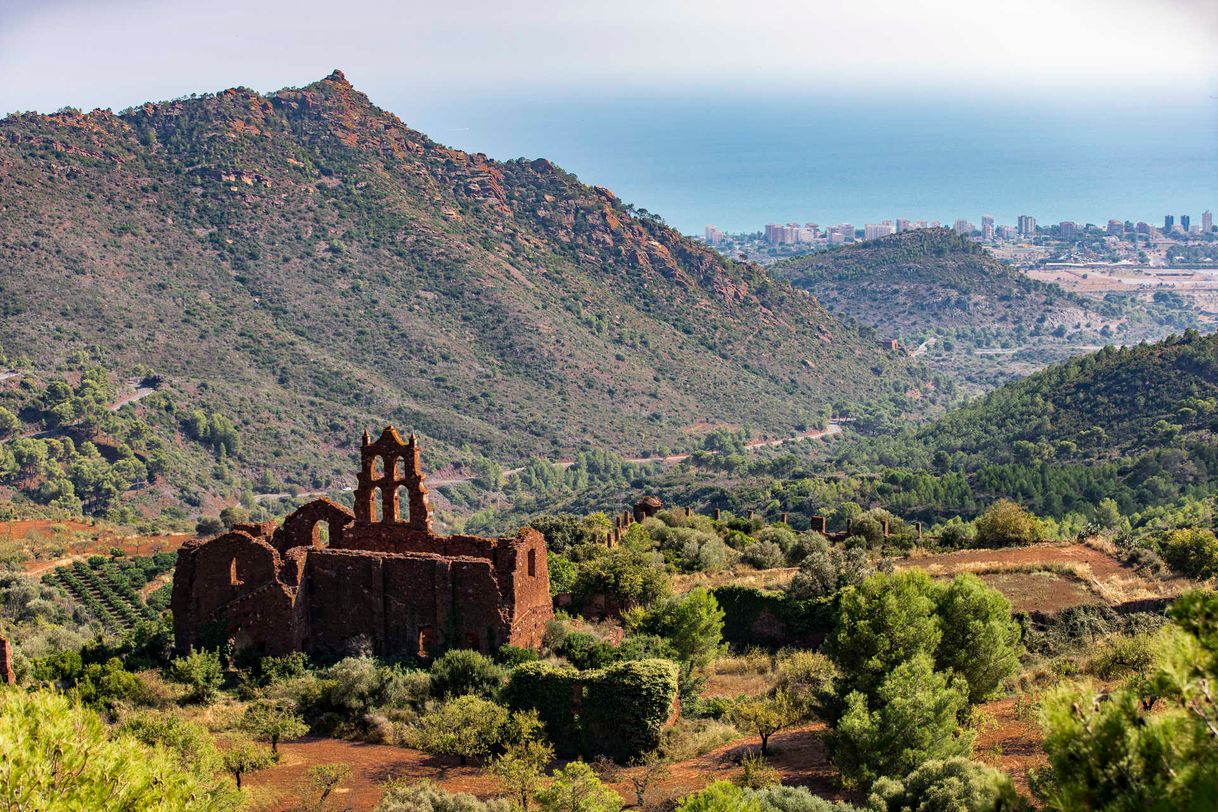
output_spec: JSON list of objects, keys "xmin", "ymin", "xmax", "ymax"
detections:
[{"xmin": 172, "ymin": 427, "xmax": 552, "ymax": 658}]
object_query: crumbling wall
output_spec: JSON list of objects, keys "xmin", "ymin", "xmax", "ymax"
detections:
[
  {"xmin": 0, "ymin": 635, "xmax": 14, "ymax": 685},
  {"xmin": 172, "ymin": 427, "xmax": 553, "ymax": 658}
]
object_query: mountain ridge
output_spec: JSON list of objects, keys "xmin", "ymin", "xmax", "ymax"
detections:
[{"xmin": 0, "ymin": 71, "xmax": 933, "ymax": 509}]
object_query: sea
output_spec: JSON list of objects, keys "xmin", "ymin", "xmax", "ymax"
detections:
[{"xmin": 396, "ymin": 90, "xmax": 1217, "ymax": 236}]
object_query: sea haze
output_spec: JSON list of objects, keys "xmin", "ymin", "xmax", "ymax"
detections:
[{"xmin": 396, "ymin": 90, "xmax": 1218, "ymax": 235}]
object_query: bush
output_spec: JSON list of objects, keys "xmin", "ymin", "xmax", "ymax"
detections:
[
  {"xmin": 746, "ymin": 784, "xmax": 861, "ymax": 811},
  {"xmin": 831, "ymin": 654, "xmax": 973, "ymax": 787},
  {"xmin": 742, "ymin": 541, "xmax": 787, "ymax": 570},
  {"xmin": 117, "ymin": 711, "xmax": 222, "ymax": 773},
  {"xmin": 536, "ymin": 761, "xmax": 622, "ymax": 812},
  {"xmin": 677, "ymin": 781, "xmax": 762, "ymax": 811},
  {"xmin": 170, "ymin": 647, "xmax": 224, "ymax": 703},
  {"xmin": 1159, "ymin": 528, "xmax": 1218, "ymax": 579},
  {"xmin": 571, "ymin": 547, "xmax": 671, "ymax": 610},
  {"xmin": 1083, "ymin": 633, "xmax": 1157, "ymax": 679},
  {"xmin": 868, "ymin": 757, "xmax": 1027, "ymax": 811},
  {"xmin": 787, "ymin": 541, "xmax": 873, "ymax": 600},
  {"xmin": 376, "ymin": 779, "xmax": 511, "ymax": 812},
  {"xmin": 429, "ymin": 649, "xmax": 505, "ymax": 700},
  {"xmin": 412, "ymin": 695, "xmax": 511, "ymax": 765},
  {"xmin": 973, "ymin": 500, "xmax": 1042, "ymax": 547},
  {"xmin": 504, "ymin": 659, "xmax": 679, "ymax": 760},
  {"xmin": 0, "ymin": 689, "xmax": 237, "ymax": 809}
]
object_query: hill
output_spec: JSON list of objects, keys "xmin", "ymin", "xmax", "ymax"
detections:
[
  {"xmin": 0, "ymin": 72, "xmax": 932, "ymax": 518},
  {"xmin": 771, "ymin": 229, "xmax": 1186, "ymax": 389},
  {"xmin": 900, "ymin": 329, "xmax": 1218, "ymax": 469}
]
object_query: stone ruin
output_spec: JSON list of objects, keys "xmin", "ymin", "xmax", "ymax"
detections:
[
  {"xmin": 172, "ymin": 427, "xmax": 552, "ymax": 658},
  {"xmin": 0, "ymin": 634, "xmax": 13, "ymax": 685}
]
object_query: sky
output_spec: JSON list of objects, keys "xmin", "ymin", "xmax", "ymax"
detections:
[
  {"xmin": 1, "ymin": 0, "xmax": 1215, "ymax": 231},
  {"xmin": 2, "ymin": 0, "xmax": 1214, "ymax": 112}
]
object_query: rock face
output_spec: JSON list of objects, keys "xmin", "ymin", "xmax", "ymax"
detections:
[{"xmin": 172, "ymin": 427, "xmax": 552, "ymax": 657}]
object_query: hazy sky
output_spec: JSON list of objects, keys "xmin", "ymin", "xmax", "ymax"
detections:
[{"xmin": 1, "ymin": 0, "xmax": 1215, "ymax": 113}]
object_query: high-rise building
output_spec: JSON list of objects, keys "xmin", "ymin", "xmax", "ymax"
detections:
[
  {"xmin": 1018, "ymin": 215, "xmax": 1037, "ymax": 237},
  {"xmin": 895, "ymin": 218, "xmax": 912, "ymax": 233},
  {"xmin": 704, "ymin": 225, "xmax": 724, "ymax": 245},
  {"xmin": 1164, "ymin": 215, "xmax": 1175, "ymax": 232},
  {"xmin": 1204, "ymin": 211, "xmax": 1214, "ymax": 233},
  {"xmin": 864, "ymin": 221, "xmax": 895, "ymax": 241},
  {"xmin": 1181, "ymin": 215, "xmax": 1191, "ymax": 232},
  {"xmin": 981, "ymin": 215, "xmax": 995, "ymax": 241},
  {"xmin": 1107, "ymin": 219, "xmax": 1124, "ymax": 235},
  {"xmin": 953, "ymin": 219, "xmax": 972, "ymax": 236},
  {"xmin": 1059, "ymin": 221, "xmax": 1077, "ymax": 239},
  {"xmin": 997, "ymin": 225, "xmax": 1018, "ymax": 240},
  {"xmin": 764, "ymin": 224, "xmax": 783, "ymax": 245},
  {"xmin": 1136, "ymin": 221, "xmax": 1150, "ymax": 235}
]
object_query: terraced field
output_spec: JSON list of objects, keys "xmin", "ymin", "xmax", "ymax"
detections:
[{"xmin": 42, "ymin": 553, "xmax": 176, "ymax": 634}]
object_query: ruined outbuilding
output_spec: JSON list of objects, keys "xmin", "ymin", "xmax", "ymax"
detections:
[{"xmin": 172, "ymin": 427, "xmax": 552, "ymax": 658}]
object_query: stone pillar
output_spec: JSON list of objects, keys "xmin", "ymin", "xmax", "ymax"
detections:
[
  {"xmin": 714, "ymin": 508, "xmax": 721, "ymax": 521},
  {"xmin": 810, "ymin": 515, "xmax": 827, "ymax": 535},
  {"xmin": 0, "ymin": 635, "xmax": 13, "ymax": 686},
  {"xmin": 915, "ymin": 521, "xmax": 923, "ymax": 540},
  {"xmin": 780, "ymin": 512, "xmax": 788, "ymax": 525},
  {"xmin": 846, "ymin": 517, "xmax": 853, "ymax": 536},
  {"xmin": 882, "ymin": 519, "xmax": 890, "ymax": 538}
]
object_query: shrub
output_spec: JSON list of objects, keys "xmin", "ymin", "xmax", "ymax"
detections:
[
  {"xmin": 412, "ymin": 695, "xmax": 511, "ymax": 765},
  {"xmin": 536, "ymin": 761, "xmax": 622, "ymax": 812},
  {"xmin": 743, "ymin": 541, "xmax": 787, "ymax": 570},
  {"xmin": 1160, "ymin": 528, "xmax": 1218, "ymax": 579},
  {"xmin": 571, "ymin": 547, "xmax": 671, "ymax": 610},
  {"xmin": 0, "ymin": 689, "xmax": 237, "ymax": 809},
  {"xmin": 170, "ymin": 647, "xmax": 224, "ymax": 703},
  {"xmin": 787, "ymin": 542, "xmax": 873, "ymax": 600},
  {"xmin": 831, "ymin": 654, "xmax": 973, "ymax": 787},
  {"xmin": 773, "ymin": 650, "xmax": 836, "ymax": 719},
  {"xmin": 973, "ymin": 500, "xmax": 1042, "ymax": 548},
  {"xmin": 745, "ymin": 784, "xmax": 861, "ymax": 811},
  {"xmin": 676, "ymin": 781, "xmax": 763, "ymax": 812},
  {"xmin": 584, "ymin": 659, "xmax": 681, "ymax": 760},
  {"xmin": 1083, "ymin": 633, "xmax": 1157, "ymax": 679},
  {"xmin": 117, "ymin": 711, "xmax": 222, "ymax": 773},
  {"xmin": 938, "ymin": 518, "xmax": 975, "ymax": 549},
  {"xmin": 375, "ymin": 779, "xmax": 511, "ymax": 812},
  {"xmin": 868, "ymin": 757, "xmax": 1027, "ymax": 811},
  {"xmin": 430, "ymin": 649, "xmax": 505, "ymax": 700}
]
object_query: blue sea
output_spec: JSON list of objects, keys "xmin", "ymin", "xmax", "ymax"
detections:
[{"xmin": 391, "ymin": 90, "xmax": 1217, "ymax": 236}]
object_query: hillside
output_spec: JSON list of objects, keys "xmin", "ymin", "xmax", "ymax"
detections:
[
  {"xmin": 0, "ymin": 72, "xmax": 932, "ymax": 517},
  {"xmin": 905, "ymin": 329, "xmax": 1218, "ymax": 468},
  {"xmin": 771, "ymin": 229, "xmax": 1185, "ymax": 389}
]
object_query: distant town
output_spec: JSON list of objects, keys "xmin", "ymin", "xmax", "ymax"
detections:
[{"xmin": 699, "ymin": 210, "xmax": 1217, "ymax": 269}]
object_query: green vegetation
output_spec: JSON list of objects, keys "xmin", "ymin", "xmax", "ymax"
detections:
[
  {"xmin": 0, "ymin": 72, "xmax": 934, "ymax": 526},
  {"xmin": 773, "ymin": 228, "xmax": 1186, "ymax": 391},
  {"xmin": 0, "ymin": 689, "xmax": 237, "ymax": 809}
]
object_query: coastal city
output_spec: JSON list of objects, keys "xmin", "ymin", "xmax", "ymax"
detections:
[{"xmin": 702, "ymin": 210, "xmax": 1217, "ymax": 268}]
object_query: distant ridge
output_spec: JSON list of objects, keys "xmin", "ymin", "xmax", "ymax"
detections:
[{"xmin": 0, "ymin": 72, "xmax": 930, "ymax": 497}]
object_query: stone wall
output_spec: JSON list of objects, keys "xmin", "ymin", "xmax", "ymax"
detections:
[
  {"xmin": 0, "ymin": 635, "xmax": 13, "ymax": 685},
  {"xmin": 173, "ymin": 427, "xmax": 552, "ymax": 658}
]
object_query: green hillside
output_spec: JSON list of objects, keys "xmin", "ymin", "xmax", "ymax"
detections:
[
  {"xmin": 772, "ymin": 229, "xmax": 1188, "ymax": 389},
  {"xmin": 0, "ymin": 72, "xmax": 936, "ymax": 518}
]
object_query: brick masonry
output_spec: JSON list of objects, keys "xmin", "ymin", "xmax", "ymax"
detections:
[
  {"xmin": 0, "ymin": 634, "xmax": 13, "ymax": 685},
  {"xmin": 172, "ymin": 427, "xmax": 552, "ymax": 658}
]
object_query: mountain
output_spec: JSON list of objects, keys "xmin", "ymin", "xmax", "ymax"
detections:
[
  {"xmin": 771, "ymin": 229, "xmax": 1186, "ymax": 389},
  {"xmin": 903, "ymin": 329, "xmax": 1218, "ymax": 469},
  {"xmin": 0, "ymin": 72, "xmax": 932, "ymax": 515}
]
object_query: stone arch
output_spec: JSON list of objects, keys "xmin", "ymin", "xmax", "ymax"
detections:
[{"xmin": 277, "ymin": 499, "xmax": 354, "ymax": 552}]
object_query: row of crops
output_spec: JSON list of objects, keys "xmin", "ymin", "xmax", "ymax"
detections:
[{"xmin": 43, "ymin": 552, "xmax": 176, "ymax": 634}]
